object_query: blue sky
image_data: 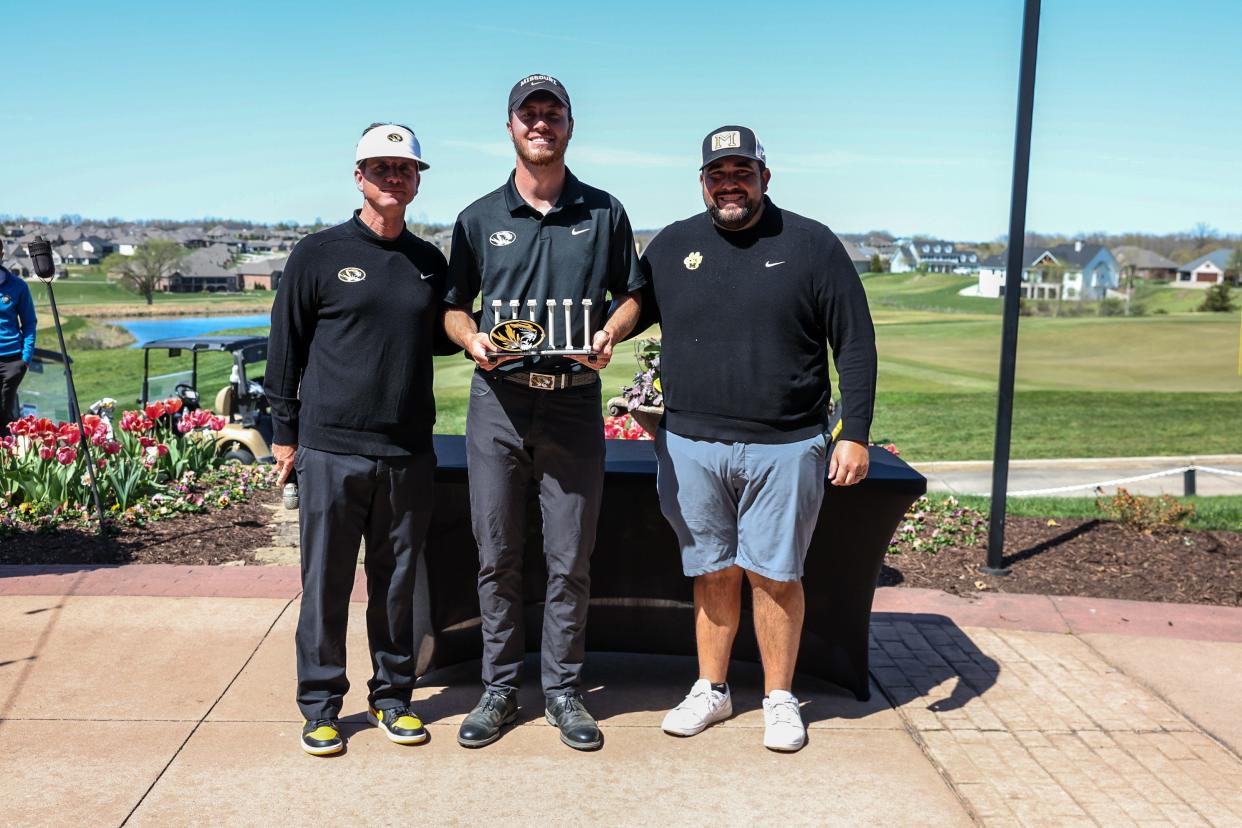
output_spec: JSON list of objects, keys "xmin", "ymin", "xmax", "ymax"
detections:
[{"xmin": 3, "ymin": 0, "xmax": 1238, "ymax": 240}]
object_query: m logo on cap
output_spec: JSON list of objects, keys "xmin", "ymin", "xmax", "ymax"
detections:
[
  {"xmin": 489, "ymin": 231, "xmax": 517, "ymax": 247},
  {"xmin": 338, "ymin": 267, "xmax": 366, "ymax": 283},
  {"xmin": 386, "ymin": 133, "xmax": 403, "ymax": 142},
  {"xmin": 711, "ymin": 131, "xmax": 741, "ymax": 151}
]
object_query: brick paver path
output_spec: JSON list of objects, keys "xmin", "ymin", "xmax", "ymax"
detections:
[{"xmin": 871, "ymin": 618, "xmax": 1242, "ymax": 827}]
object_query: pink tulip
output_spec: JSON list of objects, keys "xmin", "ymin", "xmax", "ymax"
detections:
[
  {"xmin": 39, "ymin": 446, "xmax": 54, "ymax": 461},
  {"xmin": 56, "ymin": 446, "xmax": 77, "ymax": 465}
]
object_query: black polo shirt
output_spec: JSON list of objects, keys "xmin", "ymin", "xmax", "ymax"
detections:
[{"xmin": 446, "ymin": 168, "xmax": 645, "ymax": 374}]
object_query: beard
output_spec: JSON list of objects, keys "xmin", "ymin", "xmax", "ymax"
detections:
[
  {"xmin": 512, "ymin": 134, "xmax": 567, "ymax": 167},
  {"xmin": 706, "ymin": 193, "xmax": 762, "ymax": 230}
]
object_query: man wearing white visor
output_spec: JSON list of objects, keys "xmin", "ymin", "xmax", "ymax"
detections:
[{"xmin": 266, "ymin": 123, "xmax": 456, "ymax": 756}]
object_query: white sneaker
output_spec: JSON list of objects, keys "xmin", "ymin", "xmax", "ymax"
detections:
[
  {"xmin": 762, "ymin": 690, "xmax": 806, "ymax": 752},
  {"xmin": 662, "ymin": 679, "xmax": 733, "ymax": 736}
]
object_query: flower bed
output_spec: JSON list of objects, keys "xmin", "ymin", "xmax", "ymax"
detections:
[{"xmin": 1, "ymin": 401, "xmax": 275, "ymax": 536}]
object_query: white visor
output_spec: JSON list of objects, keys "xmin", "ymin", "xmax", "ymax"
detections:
[{"xmin": 356, "ymin": 124, "xmax": 429, "ymax": 170}]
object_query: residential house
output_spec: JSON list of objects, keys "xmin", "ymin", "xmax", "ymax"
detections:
[
  {"xmin": 1114, "ymin": 246, "xmax": 1178, "ymax": 282},
  {"xmin": 976, "ymin": 242, "xmax": 1120, "ymax": 300},
  {"xmin": 2, "ymin": 246, "xmax": 65, "ymax": 279},
  {"xmin": 161, "ymin": 246, "xmax": 239, "ymax": 292},
  {"xmin": 236, "ymin": 256, "xmax": 287, "ymax": 290},
  {"xmin": 889, "ymin": 240, "xmax": 980, "ymax": 274},
  {"xmin": 839, "ymin": 239, "xmax": 872, "ymax": 274},
  {"xmin": 1174, "ymin": 249, "xmax": 1238, "ymax": 288}
]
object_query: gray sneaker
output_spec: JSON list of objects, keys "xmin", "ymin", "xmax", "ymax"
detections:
[{"xmin": 457, "ymin": 689, "xmax": 518, "ymax": 748}]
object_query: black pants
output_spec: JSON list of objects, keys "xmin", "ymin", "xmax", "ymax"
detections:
[
  {"xmin": 0, "ymin": 355, "xmax": 26, "ymax": 433},
  {"xmin": 294, "ymin": 445, "xmax": 435, "ymax": 720},
  {"xmin": 466, "ymin": 371, "xmax": 605, "ymax": 698}
]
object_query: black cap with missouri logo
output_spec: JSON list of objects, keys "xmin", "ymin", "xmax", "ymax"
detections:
[
  {"xmin": 508, "ymin": 74, "xmax": 571, "ymax": 114},
  {"xmin": 700, "ymin": 124, "xmax": 766, "ymax": 170}
]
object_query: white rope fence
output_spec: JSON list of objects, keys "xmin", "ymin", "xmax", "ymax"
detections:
[{"xmin": 1008, "ymin": 464, "xmax": 1242, "ymax": 497}]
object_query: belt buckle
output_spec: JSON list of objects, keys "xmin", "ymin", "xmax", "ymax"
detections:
[{"xmin": 528, "ymin": 372, "xmax": 556, "ymax": 390}]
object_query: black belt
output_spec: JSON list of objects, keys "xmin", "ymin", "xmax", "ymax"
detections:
[{"xmin": 500, "ymin": 371, "xmax": 599, "ymax": 391}]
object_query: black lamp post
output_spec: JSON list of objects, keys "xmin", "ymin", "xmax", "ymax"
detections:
[
  {"xmin": 984, "ymin": 0, "xmax": 1042, "ymax": 575},
  {"xmin": 25, "ymin": 236, "xmax": 108, "ymax": 536}
]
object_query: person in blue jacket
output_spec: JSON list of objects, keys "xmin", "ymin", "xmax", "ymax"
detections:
[{"xmin": 0, "ymin": 240, "xmax": 38, "ymax": 432}]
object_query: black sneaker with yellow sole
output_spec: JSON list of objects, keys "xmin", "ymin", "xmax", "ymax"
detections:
[
  {"xmin": 301, "ymin": 719, "xmax": 343, "ymax": 756},
  {"xmin": 368, "ymin": 705, "xmax": 429, "ymax": 745}
]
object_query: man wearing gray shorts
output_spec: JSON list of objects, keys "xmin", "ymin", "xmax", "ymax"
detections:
[{"xmin": 639, "ymin": 125, "xmax": 877, "ymax": 751}]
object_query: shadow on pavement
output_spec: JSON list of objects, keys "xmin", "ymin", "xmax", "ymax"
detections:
[{"xmin": 869, "ymin": 612, "xmax": 1000, "ymax": 714}]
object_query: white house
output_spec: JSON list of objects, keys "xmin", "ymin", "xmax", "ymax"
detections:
[
  {"xmin": 975, "ymin": 242, "xmax": 1120, "ymax": 300},
  {"xmin": 889, "ymin": 240, "xmax": 980, "ymax": 274},
  {"xmin": 1174, "ymin": 249, "xmax": 1237, "ymax": 288}
]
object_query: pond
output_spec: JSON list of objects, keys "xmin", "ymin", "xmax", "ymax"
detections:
[{"xmin": 108, "ymin": 314, "xmax": 271, "ymax": 347}]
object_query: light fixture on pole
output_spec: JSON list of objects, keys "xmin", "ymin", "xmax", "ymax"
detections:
[{"xmin": 26, "ymin": 236, "xmax": 108, "ymax": 536}]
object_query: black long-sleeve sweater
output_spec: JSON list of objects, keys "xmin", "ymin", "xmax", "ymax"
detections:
[
  {"xmin": 640, "ymin": 198, "xmax": 877, "ymax": 444},
  {"xmin": 264, "ymin": 213, "xmax": 453, "ymax": 456}
]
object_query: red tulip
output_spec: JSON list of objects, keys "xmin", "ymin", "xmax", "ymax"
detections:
[
  {"xmin": 104, "ymin": 440, "xmax": 122, "ymax": 455},
  {"xmin": 144, "ymin": 401, "xmax": 167, "ymax": 420},
  {"xmin": 58, "ymin": 423, "xmax": 81, "ymax": 445},
  {"xmin": 165, "ymin": 397, "xmax": 183, "ymax": 414},
  {"xmin": 139, "ymin": 436, "xmax": 156, "ymax": 448},
  {"xmin": 39, "ymin": 446, "xmax": 54, "ymax": 461},
  {"xmin": 56, "ymin": 446, "xmax": 77, "ymax": 465},
  {"xmin": 209, "ymin": 416, "xmax": 227, "ymax": 431},
  {"xmin": 156, "ymin": 444, "xmax": 169, "ymax": 457}
]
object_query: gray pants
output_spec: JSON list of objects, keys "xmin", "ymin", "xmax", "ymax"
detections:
[
  {"xmin": 466, "ymin": 371, "xmax": 605, "ymax": 698},
  {"xmin": 294, "ymin": 445, "xmax": 434, "ymax": 720}
]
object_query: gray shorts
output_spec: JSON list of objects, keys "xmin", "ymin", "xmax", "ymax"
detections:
[{"xmin": 655, "ymin": 428, "xmax": 829, "ymax": 582}]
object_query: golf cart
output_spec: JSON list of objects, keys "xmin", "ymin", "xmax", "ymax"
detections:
[
  {"xmin": 11, "ymin": 347, "xmax": 78, "ymax": 423},
  {"xmin": 138, "ymin": 335, "xmax": 274, "ymax": 464}
]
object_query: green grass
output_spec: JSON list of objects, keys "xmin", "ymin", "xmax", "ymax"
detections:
[
  {"xmin": 29, "ymin": 278, "xmax": 275, "ymax": 308},
  {"xmin": 952, "ymin": 494, "xmax": 1242, "ymax": 532},
  {"xmin": 861, "ymin": 272, "xmax": 1000, "ymax": 314},
  {"xmin": 869, "ymin": 314, "xmax": 1242, "ymax": 393},
  {"xmin": 871, "ymin": 391, "xmax": 1242, "ymax": 461},
  {"xmin": 1132, "ymin": 282, "xmax": 1215, "ymax": 314}
]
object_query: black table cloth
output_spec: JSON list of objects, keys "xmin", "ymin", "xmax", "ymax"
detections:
[{"xmin": 418, "ymin": 435, "xmax": 926, "ymax": 700}]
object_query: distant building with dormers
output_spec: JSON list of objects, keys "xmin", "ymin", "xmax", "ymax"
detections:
[{"xmin": 889, "ymin": 240, "xmax": 980, "ymax": 274}]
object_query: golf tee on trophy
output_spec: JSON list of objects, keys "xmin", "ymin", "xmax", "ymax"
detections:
[
  {"xmin": 546, "ymin": 299, "xmax": 557, "ymax": 344},
  {"xmin": 562, "ymin": 300, "xmax": 573, "ymax": 349},
  {"xmin": 582, "ymin": 299, "xmax": 593, "ymax": 350}
]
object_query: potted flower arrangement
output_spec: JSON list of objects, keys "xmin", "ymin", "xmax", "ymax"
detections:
[{"xmin": 606, "ymin": 337, "xmax": 663, "ymax": 438}]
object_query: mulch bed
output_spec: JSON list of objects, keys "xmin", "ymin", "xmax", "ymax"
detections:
[
  {"xmin": 4, "ymin": 496, "xmax": 1240, "ymax": 608},
  {"xmin": 881, "ymin": 516, "xmax": 1242, "ymax": 607},
  {"xmin": 0, "ymin": 495, "xmax": 275, "ymax": 566}
]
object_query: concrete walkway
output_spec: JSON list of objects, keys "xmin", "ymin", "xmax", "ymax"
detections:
[
  {"xmin": 2, "ymin": 566, "xmax": 1241, "ymax": 827},
  {"xmin": 915, "ymin": 454, "xmax": 1242, "ymax": 498}
]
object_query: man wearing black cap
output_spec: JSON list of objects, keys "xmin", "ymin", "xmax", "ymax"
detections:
[
  {"xmin": 266, "ymin": 123, "xmax": 454, "ymax": 756},
  {"xmin": 443, "ymin": 74, "xmax": 645, "ymax": 751},
  {"xmin": 639, "ymin": 126, "xmax": 876, "ymax": 752}
]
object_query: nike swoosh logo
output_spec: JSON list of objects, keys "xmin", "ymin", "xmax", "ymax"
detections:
[
  {"xmin": 571, "ymin": 227, "xmax": 590, "ymax": 236},
  {"xmin": 765, "ymin": 261, "xmax": 785, "ymax": 268},
  {"xmin": 420, "ymin": 272, "xmax": 433, "ymax": 280}
]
